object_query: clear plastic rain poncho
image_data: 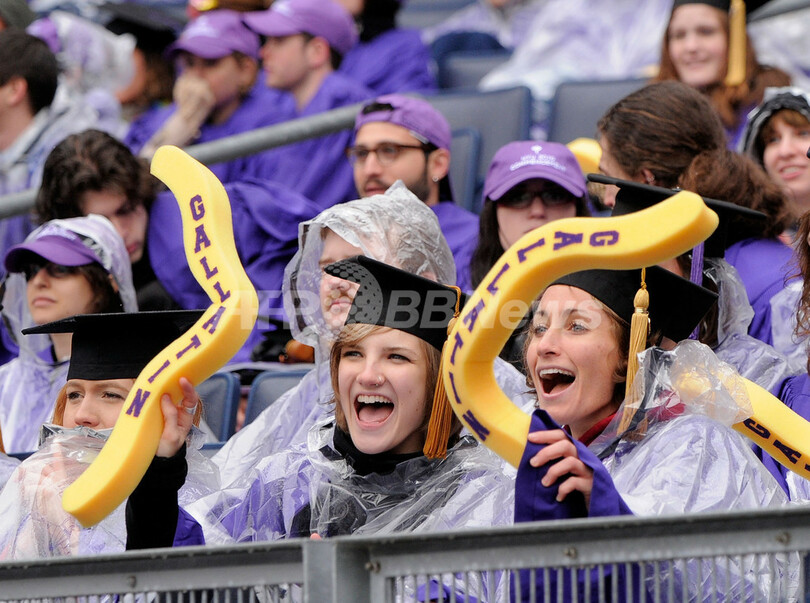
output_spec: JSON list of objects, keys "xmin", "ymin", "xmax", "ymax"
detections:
[
  {"xmin": 192, "ymin": 421, "xmax": 513, "ymax": 545},
  {"xmin": 213, "ymin": 182, "xmax": 534, "ymax": 486},
  {"xmin": 589, "ymin": 340, "xmax": 796, "ymax": 601},
  {"xmin": 0, "ymin": 425, "xmax": 218, "ymax": 560},
  {"xmin": 0, "ymin": 215, "xmax": 137, "ymax": 454},
  {"xmin": 707, "ymin": 257, "xmax": 800, "ymax": 392}
]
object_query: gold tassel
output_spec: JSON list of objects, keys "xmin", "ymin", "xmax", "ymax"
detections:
[
  {"xmin": 618, "ymin": 268, "xmax": 650, "ymax": 433},
  {"xmin": 724, "ymin": 0, "xmax": 747, "ymax": 87},
  {"xmin": 423, "ymin": 288, "xmax": 462, "ymax": 459}
]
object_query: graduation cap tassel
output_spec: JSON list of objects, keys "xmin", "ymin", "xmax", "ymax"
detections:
[
  {"xmin": 424, "ymin": 289, "xmax": 462, "ymax": 460},
  {"xmin": 618, "ymin": 269, "xmax": 650, "ymax": 433},
  {"xmin": 724, "ymin": 0, "xmax": 747, "ymax": 87}
]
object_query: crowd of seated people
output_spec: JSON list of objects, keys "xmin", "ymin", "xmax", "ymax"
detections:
[{"xmin": 3, "ymin": 0, "xmax": 810, "ymax": 598}]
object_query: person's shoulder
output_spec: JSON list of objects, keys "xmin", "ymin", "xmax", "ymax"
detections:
[{"xmin": 321, "ymin": 72, "xmax": 374, "ymax": 104}]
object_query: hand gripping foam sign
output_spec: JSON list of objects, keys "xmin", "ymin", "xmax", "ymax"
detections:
[
  {"xmin": 62, "ymin": 146, "xmax": 259, "ymax": 527},
  {"xmin": 443, "ymin": 190, "xmax": 810, "ymax": 480}
]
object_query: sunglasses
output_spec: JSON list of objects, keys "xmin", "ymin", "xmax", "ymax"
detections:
[
  {"xmin": 497, "ymin": 187, "xmax": 576, "ymax": 210},
  {"xmin": 22, "ymin": 261, "xmax": 81, "ymax": 282}
]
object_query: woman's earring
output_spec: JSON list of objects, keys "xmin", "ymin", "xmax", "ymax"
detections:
[{"xmin": 432, "ymin": 176, "xmax": 439, "ymax": 183}]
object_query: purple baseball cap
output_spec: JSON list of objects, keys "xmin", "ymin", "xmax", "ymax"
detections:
[
  {"xmin": 354, "ymin": 94, "xmax": 452, "ymax": 151},
  {"xmin": 5, "ymin": 224, "xmax": 104, "ymax": 273},
  {"xmin": 167, "ymin": 10, "xmax": 260, "ymax": 60},
  {"xmin": 243, "ymin": 0, "xmax": 358, "ymax": 56},
  {"xmin": 483, "ymin": 141, "xmax": 587, "ymax": 202}
]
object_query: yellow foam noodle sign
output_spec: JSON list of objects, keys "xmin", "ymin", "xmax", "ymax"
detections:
[
  {"xmin": 445, "ymin": 190, "xmax": 810, "ymax": 480},
  {"xmin": 62, "ymin": 146, "xmax": 259, "ymax": 527}
]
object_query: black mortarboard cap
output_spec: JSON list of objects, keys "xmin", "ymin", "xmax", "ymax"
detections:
[
  {"xmin": 23, "ymin": 311, "xmax": 203, "ymax": 380},
  {"xmin": 553, "ymin": 265, "xmax": 718, "ymax": 342},
  {"xmin": 324, "ymin": 256, "xmax": 461, "ymax": 351},
  {"xmin": 671, "ymin": 0, "xmax": 770, "ymax": 13},
  {"xmin": 101, "ymin": 2, "xmax": 185, "ymax": 53},
  {"xmin": 588, "ymin": 173, "xmax": 767, "ymax": 258}
]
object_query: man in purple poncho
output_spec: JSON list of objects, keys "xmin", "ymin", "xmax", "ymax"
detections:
[
  {"xmin": 350, "ymin": 94, "xmax": 480, "ymax": 291},
  {"xmin": 124, "ymin": 10, "xmax": 295, "ymax": 185},
  {"xmin": 244, "ymin": 0, "xmax": 374, "ymax": 211}
]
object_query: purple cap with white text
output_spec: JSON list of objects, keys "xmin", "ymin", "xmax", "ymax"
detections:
[
  {"xmin": 243, "ymin": 0, "xmax": 358, "ymax": 56},
  {"xmin": 5, "ymin": 224, "xmax": 104, "ymax": 273},
  {"xmin": 167, "ymin": 10, "xmax": 259, "ymax": 60},
  {"xmin": 483, "ymin": 141, "xmax": 587, "ymax": 202}
]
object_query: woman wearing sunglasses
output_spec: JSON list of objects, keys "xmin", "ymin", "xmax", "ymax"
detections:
[
  {"xmin": 0, "ymin": 215, "xmax": 136, "ymax": 454},
  {"xmin": 468, "ymin": 141, "xmax": 590, "ymax": 369}
]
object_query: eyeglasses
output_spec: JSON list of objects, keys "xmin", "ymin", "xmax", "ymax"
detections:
[
  {"xmin": 22, "ymin": 261, "xmax": 80, "ymax": 282},
  {"xmin": 346, "ymin": 142, "xmax": 427, "ymax": 166},
  {"xmin": 497, "ymin": 187, "xmax": 576, "ymax": 210}
]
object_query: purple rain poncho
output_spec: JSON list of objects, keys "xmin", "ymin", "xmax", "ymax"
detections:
[
  {"xmin": 0, "ymin": 215, "xmax": 137, "ymax": 454},
  {"xmin": 0, "ymin": 426, "xmax": 216, "ymax": 560}
]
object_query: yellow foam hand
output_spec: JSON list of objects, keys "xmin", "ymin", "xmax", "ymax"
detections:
[
  {"xmin": 443, "ymin": 191, "xmax": 718, "ymax": 468},
  {"xmin": 62, "ymin": 146, "xmax": 259, "ymax": 527}
]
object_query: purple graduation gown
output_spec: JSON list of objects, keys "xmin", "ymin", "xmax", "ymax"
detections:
[
  {"xmin": 340, "ymin": 29, "xmax": 437, "ymax": 95},
  {"xmin": 431, "ymin": 201, "xmax": 479, "ymax": 292},
  {"xmin": 724, "ymin": 237, "xmax": 797, "ymax": 346},
  {"xmin": 249, "ymin": 73, "xmax": 375, "ymax": 211}
]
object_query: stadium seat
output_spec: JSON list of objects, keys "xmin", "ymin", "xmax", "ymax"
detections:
[
  {"xmin": 428, "ymin": 86, "xmax": 532, "ymax": 202},
  {"xmin": 397, "ymin": 0, "xmax": 475, "ymax": 29},
  {"xmin": 546, "ymin": 78, "xmax": 648, "ymax": 145},
  {"xmin": 244, "ymin": 368, "xmax": 311, "ymax": 428},
  {"xmin": 450, "ymin": 127, "xmax": 481, "ymax": 212},
  {"xmin": 438, "ymin": 49, "xmax": 512, "ymax": 90},
  {"xmin": 197, "ymin": 371, "xmax": 241, "ymax": 442}
]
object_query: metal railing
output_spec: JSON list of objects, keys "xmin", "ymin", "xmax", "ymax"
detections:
[
  {"xmin": 1, "ymin": 505, "xmax": 810, "ymax": 602},
  {"xmin": 0, "ymin": 103, "xmax": 364, "ymax": 221}
]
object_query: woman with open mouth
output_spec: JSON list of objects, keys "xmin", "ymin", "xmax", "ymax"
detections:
[{"xmin": 517, "ymin": 266, "xmax": 792, "ymax": 600}]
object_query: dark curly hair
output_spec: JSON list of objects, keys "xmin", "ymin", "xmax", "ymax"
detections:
[{"xmin": 34, "ymin": 130, "xmax": 157, "ymax": 224}]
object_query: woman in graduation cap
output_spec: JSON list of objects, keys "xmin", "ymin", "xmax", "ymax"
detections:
[
  {"xmin": 152, "ymin": 256, "xmax": 514, "ymax": 556},
  {"xmin": 654, "ymin": 0, "xmax": 790, "ymax": 148},
  {"xmin": 0, "ymin": 215, "xmax": 137, "ymax": 455},
  {"xmin": 213, "ymin": 182, "xmax": 532, "ymax": 487},
  {"xmin": 517, "ymin": 266, "xmax": 791, "ymax": 599},
  {"xmin": 0, "ymin": 310, "xmax": 212, "ymax": 559}
]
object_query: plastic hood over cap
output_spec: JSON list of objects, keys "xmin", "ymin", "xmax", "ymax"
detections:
[
  {"xmin": 282, "ymin": 181, "xmax": 455, "ymax": 354},
  {"xmin": 740, "ymin": 86, "xmax": 810, "ymax": 162}
]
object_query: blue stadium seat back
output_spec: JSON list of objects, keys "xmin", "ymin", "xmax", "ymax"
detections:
[
  {"xmin": 438, "ymin": 49, "xmax": 512, "ymax": 90},
  {"xmin": 198, "ymin": 371, "xmax": 241, "ymax": 442},
  {"xmin": 244, "ymin": 369, "xmax": 311, "ymax": 428},
  {"xmin": 450, "ymin": 127, "xmax": 481, "ymax": 213},
  {"xmin": 397, "ymin": 0, "xmax": 475, "ymax": 29},
  {"xmin": 428, "ymin": 86, "xmax": 532, "ymax": 195},
  {"xmin": 546, "ymin": 78, "xmax": 648, "ymax": 145}
]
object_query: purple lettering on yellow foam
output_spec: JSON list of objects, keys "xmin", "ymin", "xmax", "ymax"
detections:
[
  {"xmin": 202, "ymin": 306, "xmax": 226, "ymax": 334},
  {"xmin": 200, "ymin": 257, "xmax": 218, "ymax": 279},
  {"xmin": 147, "ymin": 359, "xmax": 170, "ymax": 384},
  {"xmin": 175, "ymin": 334, "xmax": 201, "ymax": 359},
  {"xmin": 517, "ymin": 237, "xmax": 545, "ymax": 262},
  {"xmin": 213, "ymin": 282, "xmax": 231, "ymax": 303},
  {"xmin": 126, "ymin": 388, "xmax": 151, "ymax": 418},
  {"xmin": 589, "ymin": 231, "xmax": 619, "ymax": 247},
  {"xmin": 448, "ymin": 371, "xmax": 462, "ymax": 405},
  {"xmin": 743, "ymin": 418, "xmax": 770, "ymax": 440},
  {"xmin": 486, "ymin": 263, "xmax": 510, "ymax": 295},
  {"xmin": 462, "ymin": 410, "xmax": 491, "ymax": 441},
  {"xmin": 190, "ymin": 195, "xmax": 205, "ymax": 220},
  {"xmin": 774, "ymin": 440, "xmax": 801, "ymax": 465},
  {"xmin": 194, "ymin": 224, "xmax": 211, "ymax": 253},
  {"xmin": 449, "ymin": 331, "xmax": 464, "ymax": 365},
  {"xmin": 553, "ymin": 231, "xmax": 583, "ymax": 250},
  {"xmin": 462, "ymin": 299, "xmax": 486, "ymax": 333}
]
